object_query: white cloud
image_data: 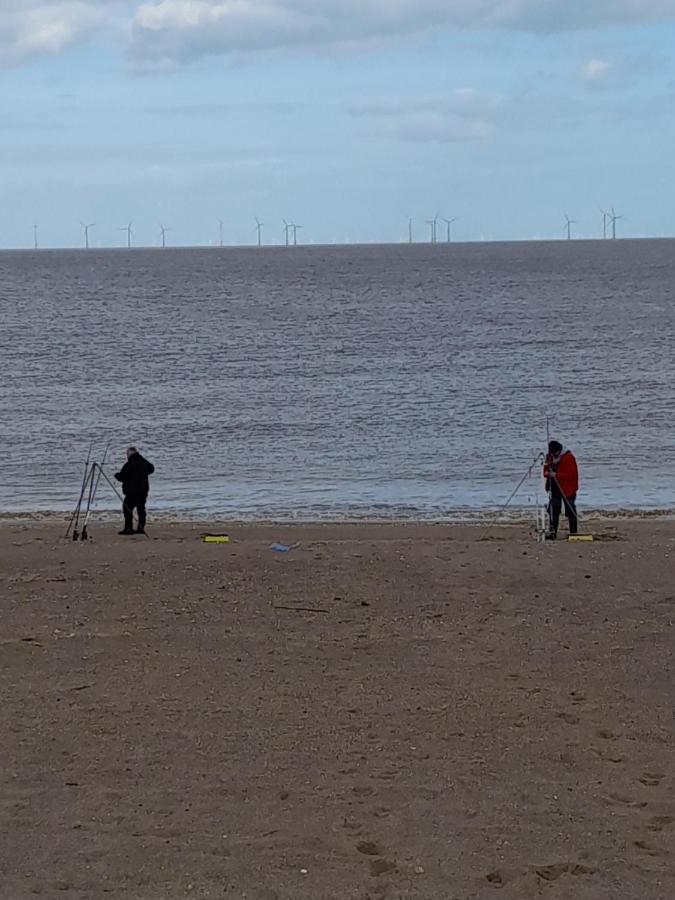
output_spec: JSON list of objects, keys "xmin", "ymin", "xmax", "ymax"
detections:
[
  {"xmin": 127, "ymin": 1, "xmax": 675, "ymax": 65},
  {"xmin": 3, "ymin": 1, "xmax": 675, "ymax": 66},
  {"xmin": 0, "ymin": 1, "xmax": 107, "ymax": 65},
  {"xmin": 582, "ymin": 58, "xmax": 612, "ymax": 81}
]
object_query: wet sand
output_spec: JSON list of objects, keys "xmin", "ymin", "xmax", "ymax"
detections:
[{"xmin": 1, "ymin": 521, "xmax": 673, "ymax": 899}]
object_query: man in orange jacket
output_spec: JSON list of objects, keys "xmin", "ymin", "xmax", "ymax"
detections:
[{"xmin": 544, "ymin": 440, "xmax": 579, "ymax": 539}]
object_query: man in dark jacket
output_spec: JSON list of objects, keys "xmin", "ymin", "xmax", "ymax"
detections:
[
  {"xmin": 114, "ymin": 447, "xmax": 155, "ymax": 535},
  {"xmin": 543, "ymin": 440, "xmax": 579, "ymax": 539}
]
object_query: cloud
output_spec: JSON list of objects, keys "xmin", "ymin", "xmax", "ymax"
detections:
[
  {"xmin": 0, "ymin": 1, "xmax": 106, "ymax": 65},
  {"xmin": 128, "ymin": 1, "xmax": 675, "ymax": 65},
  {"xmin": 4, "ymin": 1, "xmax": 675, "ymax": 67},
  {"xmin": 349, "ymin": 90, "xmax": 500, "ymax": 143},
  {"xmin": 582, "ymin": 58, "xmax": 612, "ymax": 82}
]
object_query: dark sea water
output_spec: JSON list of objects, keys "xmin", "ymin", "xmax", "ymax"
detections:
[{"xmin": 1, "ymin": 240, "xmax": 673, "ymax": 520}]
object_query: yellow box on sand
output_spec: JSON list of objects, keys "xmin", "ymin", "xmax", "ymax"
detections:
[
  {"xmin": 202, "ymin": 535, "xmax": 230, "ymax": 544},
  {"xmin": 568, "ymin": 534, "xmax": 594, "ymax": 542}
]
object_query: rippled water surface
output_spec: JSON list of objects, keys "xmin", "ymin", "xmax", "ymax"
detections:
[{"xmin": 1, "ymin": 241, "xmax": 673, "ymax": 518}]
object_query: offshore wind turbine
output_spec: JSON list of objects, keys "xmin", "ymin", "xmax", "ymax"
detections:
[
  {"xmin": 564, "ymin": 214, "xmax": 576, "ymax": 241},
  {"xmin": 408, "ymin": 217, "xmax": 413, "ymax": 244},
  {"xmin": 80, "ymin": 221, "xmax": 95, "ymax": 249},
  {"xmin": 218, "ymin": 218, "xmax": 224, "ymax": 248},
  {"xmin": 282, "ymin": 219, "xmax": 291, "ymax": 247},
  {"xmin": 159, "ymin": 224, "xmax": 170, "ymax": 248},
  {"xmin": 442, "ymin": 217, "xmax": 457, "ymax": 243},
  {"xmin": 254, "ymin": 217, "xmax": 265, "ymax": 247},
  {"xmin": 609, "ymin": 207, "xmax": 623, "ymax": 240},
  {"xmin": 425, "ymin": 219, "xmax": 435, "ymax": 243},
  {"xmin": 33, "ymin": 224, "xmax": 38, "ymax": 250},
  {"xmin": 119, "ymin": 221, "xmax": 134, "ymax": 248},
  {"xmin": 290, "ymin": 222, "xmax": 302, "ymax": 246},
  {"xmin": 601, "ymin": 209, "xmax": 609, "ymax": 240}
]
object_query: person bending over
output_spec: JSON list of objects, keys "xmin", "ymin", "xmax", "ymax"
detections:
[
  {"xmin": 115, "ymin": 446, "xmax": 155, "ymax": 535},
  {"xmin": 544, "ymin": 440, "xmax": 579, "ymax": 539}
]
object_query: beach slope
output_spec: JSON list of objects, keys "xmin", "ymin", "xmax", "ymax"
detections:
[{"xmin": 1, "ymin": 522, "xmax": 673, "ymax": 899}]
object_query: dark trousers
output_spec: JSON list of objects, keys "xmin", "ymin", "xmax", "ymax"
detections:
[
  {"xmin": 549, "ymin": 491, "xmax": 578, "ymax": 535},
  {"xmin": 123, "ymin": 493, "xmax": 147, "ymax": 532}
]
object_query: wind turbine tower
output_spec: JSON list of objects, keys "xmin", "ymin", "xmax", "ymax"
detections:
[
  {"xmin": 282, "ymin": 219, "xmax": 291, "ymax": 247},
  {"xmin": 610, "ymin": 207, "xmax": 623, "ymax": 240},
  {"xmin": 119, "ymin": 221, "xmax": 134, "ymax": 249},
  {"xmin": 159, "ymin": 224, "xmax": 170, "ymax": 248},
  {"xmin": 564, "ymin": 214, "xmax": 576, "ymax": 241},
  {"xmin": 254, "ymin": 217, "xmax": 265, "ymax": 247},
  {"xmin": 218, "ymin": 218, "xmax": 224, "ymax": 248},
  {"xmin": 291, "ymin": 222, "xmax": 302, "ymax": 246},
  {"xmin": 33, "ymin": 224, "xmax": 38, "ymax": 250},
  {"xmin": 81, "ymin": 222, "xmax": 95, "ymax": 249},
  {"xmin": 408, "ymin": 217, "xmax": 413, "ymax": 244},
  {"xmin": 443, "ymin": 217, "xmax": 457, "ymax": 243}
]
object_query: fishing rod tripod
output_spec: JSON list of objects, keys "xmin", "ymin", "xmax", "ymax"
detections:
[
  {"xmin": 480, "ymin": 451, "xmax": 548, "ymax": 540},
  {"xmin": 65, "ymin": 456, "xmax": 148, "ymax": 541}
]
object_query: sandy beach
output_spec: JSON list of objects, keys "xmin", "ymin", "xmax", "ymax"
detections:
[{"xmin": 1, "ymin": 520, "xmax": 673, "ymax": 900}]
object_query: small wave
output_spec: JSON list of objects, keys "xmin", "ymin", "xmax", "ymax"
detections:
[{"xmin": 1, "ymin": 505, "xmax": 673, "ymax": 526}]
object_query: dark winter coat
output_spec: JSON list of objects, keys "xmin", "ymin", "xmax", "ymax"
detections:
[{"xmin": 114, "ymin": 453, "xmax": 155, "ymax": 497}]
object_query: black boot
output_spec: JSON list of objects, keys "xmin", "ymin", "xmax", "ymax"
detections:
[{"xmin": 121, "ymin": 498, "xmax": 135, "ymax": 535}]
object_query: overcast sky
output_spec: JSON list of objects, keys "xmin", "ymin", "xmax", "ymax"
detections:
[{"xmin": 2, "ymin": 0, "xmax": 675, "ymax": 247}]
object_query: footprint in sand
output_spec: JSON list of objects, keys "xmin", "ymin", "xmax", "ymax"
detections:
[
  {"xmin": 485, "ymin": 862, "xmax": 596, "ymax": 888},
  {"xmin": 372, "ymin": 806, "xmax": 392, "ymax": 819},
  {"xmin": 357, "ymin": 841, "xmax": 383, "ymax": 856},
  {"xmin": 590, "ymin": 747, "xmax": 624, "ymax": 764},
  {"xmin": 634, "ymin": 840, "xmax": 667, "ymax": 858},
  {"xmin": 639, "ymin": 772, "xmax": 664, "ymax": 787},
  {"xmin": 352, "ymin": 785, "xmax": 375, "ymax": 797},
  {"xmin": 606, "ymin": 793, "xmax": 648, "ymax": 809},
  {"xmin": 647, "ymin": 815, "xmax": 674, "ymax": 832},
  {"xmin": 370, "ymin": 858, "xmax": 396, "ymax": 876},
  {"xmin": 596, "ymin": 728, "xmax": 620, "ymax": 740},
  {"xmin": 556, "ymin": 711, "xmax": 580, "ymax": 725},
  {"xmin": 535, "ymin": 863, "xmax": 597, "ymax": 881}
]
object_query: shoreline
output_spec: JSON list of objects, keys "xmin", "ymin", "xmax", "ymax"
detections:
[{"xmin": 1, "ymin": 505, "xmax": 674, "ymax": 527}]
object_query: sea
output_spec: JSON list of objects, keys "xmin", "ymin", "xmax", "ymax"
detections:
[{"xmin": 1, "ymin": 240, "xmax": 673, "ymax": 521}]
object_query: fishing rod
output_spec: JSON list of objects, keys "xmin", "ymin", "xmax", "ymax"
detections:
[
  {"xmin": 65, "ymin": 441, "xmax": 93, "ymax": 540},
  {"xmin": 80, "ymin": 439, "xmax": 112, "ymax": 541},
  {"xmin": 66, "ymin": 443, "xmax": 153, "ymax": 541},
  {"xmin": 480, "ymin": 451, "xmax": 545, "ymax": 539},
  {"xmin": 543, "ymin": 415, "xmax": 552, "ymax": 539}
]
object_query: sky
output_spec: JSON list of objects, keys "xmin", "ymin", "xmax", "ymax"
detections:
[{"xmin": 2, "ymin": 0, "xmax": 675, "ymax": 248}]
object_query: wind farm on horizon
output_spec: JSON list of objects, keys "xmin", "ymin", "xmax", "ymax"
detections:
[{"xmin": 23, "ymin": 209, "xmax": 635, "ymax": 251}]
